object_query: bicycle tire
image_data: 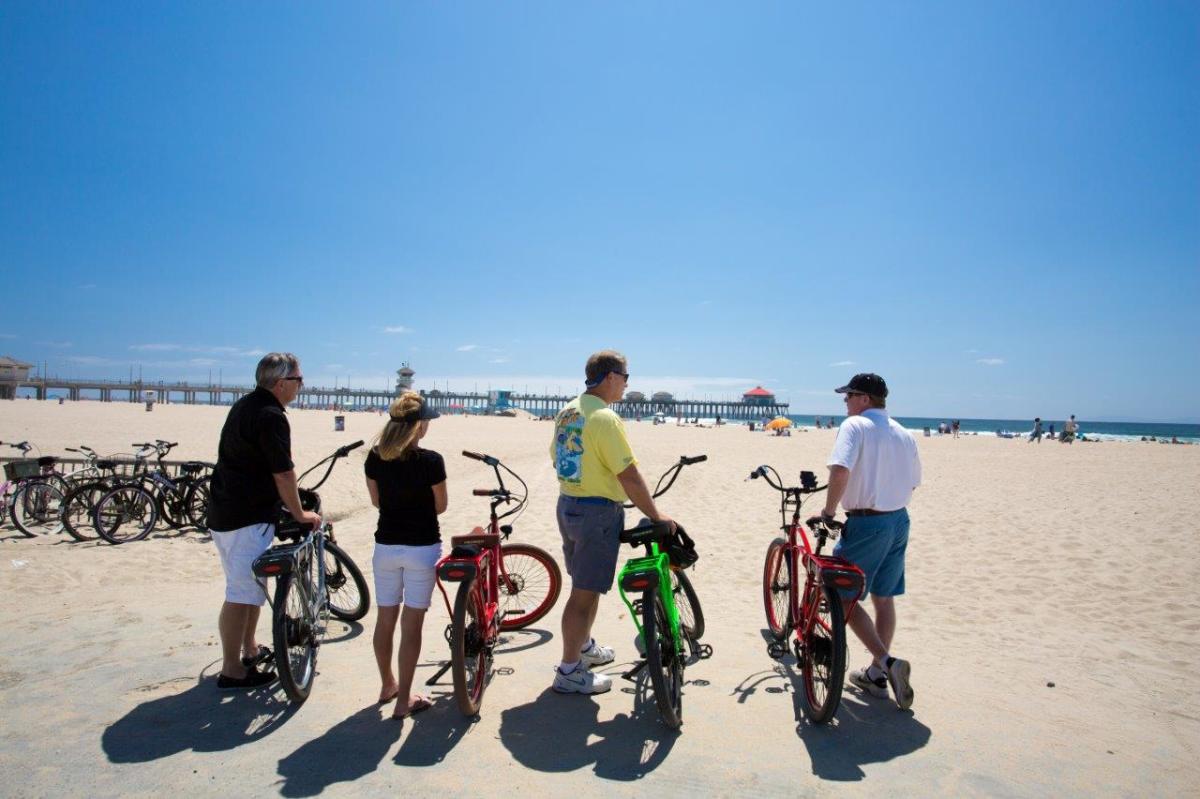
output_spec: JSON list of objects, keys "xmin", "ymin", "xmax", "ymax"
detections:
[
  {"xmin": 153, "ymin": 479, "xmax": 188, "ymax": 529},
  {"xmin": 185, "ymin": 477, "xmax": 211, "ymax": 530},
  {"xmin": 450, "ymin": 577, "xmax": 488, "ymax": 716},
  {"xmin": 61, "ymin": 479, "xmax": 111, "ymax": 542},
  {"xmin": 11, "ymin": 480, "xmax": 66, "ymax": 537},
  {"xmin": 801, "ymin": 582, "xmax": 847, "ymax": 724},
  {"xmin": 324, "ymin": 541, "xmax": 370, "ymax": 621},
  {"xmin": 763, "ymin": 537, "xmax": 792, "ymax": 641},
  {"xmin": 497, "ymin": 543, "xmax": 562, "ymax": 630},
  {"xmin": 273, "ymin": 569, "xmax": 318, "ymax": 704},
  {"xmin": 643, "ymin": 589, "xmax": 683, "ymax": 729},
  {"xmin": 94, "ymin": 484, "xmax": 157, "ymax": 544},
  {"xmin": 670, "ymin": 569, "xmax": 705, "ymax": 641}
]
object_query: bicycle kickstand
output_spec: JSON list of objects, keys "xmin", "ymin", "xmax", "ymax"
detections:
[
  {"xmin": 621, "ymin": 660, "xmax": 648, "ymax": 682},
  {"xmin": 425, "ymin": 661, "xmax": 453, "ymax": 686}
]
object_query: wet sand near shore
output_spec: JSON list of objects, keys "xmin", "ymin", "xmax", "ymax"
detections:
[{"xmin": 1, "ymin": 400, "xmax": 1198, "ymax": 797}]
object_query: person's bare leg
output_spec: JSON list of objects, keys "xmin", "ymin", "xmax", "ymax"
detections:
[
  {"xmin": 561, "ymin": 588, "xmax": 599, "ymax": 663},
  {"xmin": 843, "ymin": 599, "xmax": 887, "ymax": 663},
  {"xmin": 374, "ymin": 605, "xmax": 400, "ymax": 702},
  {"xmin": 871, "ymin": 595, "xmax": 896, "ymax": 656},
  {"xmin": 219, "ymin": 602, "xmax": 253, "ymax": 678},
  {"xmin": 394, "ymin": 606, "xmax": 429, "ymax": 716},
  {"xmin": 240, "ymin": 605, "xmax": 262, "ymax": 661}
]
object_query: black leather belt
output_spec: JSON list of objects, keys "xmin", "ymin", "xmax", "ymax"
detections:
[{"xmin": 845, "ymin": 508, "xmax": 891, "ymax": 517}]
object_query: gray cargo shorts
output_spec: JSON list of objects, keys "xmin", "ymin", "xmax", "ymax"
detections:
[{"xmin": 556, "ymin": 494, "xmax": 625, "ymax": 594}]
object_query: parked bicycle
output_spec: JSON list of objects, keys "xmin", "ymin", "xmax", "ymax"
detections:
[
  {"xmin": 93, "ymin": 441, "xmax": 212, "ymax": 544},
  {"xmin": 615, "ymin": 454, "xmax": 709, "ymax": 730},
  {"xmin": 752, "ymin": 464, "xmax": 866, "ymax": 724},
  {"xmin": 3, "ymin": 441, "xmax": 74, "ymax": 537},
  {"xmin": 431, "ymin": 450, "xmax": 562, "ymax": 716},
  {"xmin": 60, "ymin": 446, "xmax": 140, "ymax": 542},
  {"xmin": 251, "ymin": 441, "xmax": 370, "ymax": 704}
]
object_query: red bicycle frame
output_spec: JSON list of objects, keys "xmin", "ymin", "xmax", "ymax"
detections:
[{"xmin": 783, "ymin": 512, "xmax": 866, "ymax": 647}]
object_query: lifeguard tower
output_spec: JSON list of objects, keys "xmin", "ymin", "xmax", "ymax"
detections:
[{"xmin": 396, "ymin": 363, "xmax": 415, "ymax": 394}]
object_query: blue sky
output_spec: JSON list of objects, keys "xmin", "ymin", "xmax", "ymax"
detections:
[{"xmin": 2, "ymin": 2, "xmax": 1197, "ymax": 421}]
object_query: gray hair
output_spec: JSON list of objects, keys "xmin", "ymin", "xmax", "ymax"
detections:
[{"xmin": 255, "ymin": 352, "xmax": 300, "ymax": 389}]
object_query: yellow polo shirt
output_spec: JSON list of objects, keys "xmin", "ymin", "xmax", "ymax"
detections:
[{"xmin": 550, "ymin": 393, "xmax": 637, "ymax": 502}]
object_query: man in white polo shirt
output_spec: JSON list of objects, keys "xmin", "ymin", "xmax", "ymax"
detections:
[{"xmin": 820, "ymin": 373, "xmax": 921, "ymax": 710}]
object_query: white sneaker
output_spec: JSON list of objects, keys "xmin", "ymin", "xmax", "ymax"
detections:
[
  {"xmin": 553, "ymin": 663, "xmax": 612, "ymax": 694},
  {"xmin": 885, "ymin": 657, "xmax": 914, "ymax": 710},
  {"xmin": 580, "ymin": 639, "xmax": 615, "ymax": 667},
  {"xmin": 848, "ymin": 666, "xmax": 889, "ymax": 699}
]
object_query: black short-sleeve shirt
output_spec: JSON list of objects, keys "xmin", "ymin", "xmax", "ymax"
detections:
[
  {"xmin": 208, "ymin": 387, "xmax": 294, "ymax": 531},
  {"xmin": 364, "ymin": 447, "xmax": 446, "ymax": 546}
]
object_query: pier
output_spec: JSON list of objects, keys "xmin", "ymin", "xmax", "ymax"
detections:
[{"xmin": 2, "ymin": 378, "xmax": 790, "ymax": 420}]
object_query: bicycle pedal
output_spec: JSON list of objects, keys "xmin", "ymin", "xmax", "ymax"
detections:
[
  {"xmin": 766, "ymin": 641, "xmax": 788, "ymax": 660},
  {"xmin": 696, "ymin": 643, "xmax": 713, "ymax": 660}
]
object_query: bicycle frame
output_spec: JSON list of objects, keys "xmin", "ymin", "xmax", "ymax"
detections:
[{"xmin": 616, "ymin": 540, "xmax": 683, "ymax": 657}]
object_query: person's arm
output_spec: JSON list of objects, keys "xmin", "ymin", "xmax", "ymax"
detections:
[
  {"xmin": 617, "ymin": 464, "xmax": 675, "ymax": 531},
  {"xmin": 823, "ymin": 465, "xmax": 850, "ymax": 517},
  {"xmin": 431, "ymin": 481, "xmax": 448, "ymax": 515},
  {"xmin": 273, "ymin": 470, "xmax": 321, "ymax": 527},
  {"xmin": 365, "ymin": 477, "xmax": 380, "ymax": 509}
]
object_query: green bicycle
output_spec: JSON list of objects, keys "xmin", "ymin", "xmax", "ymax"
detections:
[{"xmin": 615, "ymin": 455, "xmax": 710, "ymax": 730}]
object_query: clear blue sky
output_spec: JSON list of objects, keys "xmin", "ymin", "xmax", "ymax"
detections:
[{"xmin": 2, "ymin": 2, "xmax": 1197, "ymax": 421}]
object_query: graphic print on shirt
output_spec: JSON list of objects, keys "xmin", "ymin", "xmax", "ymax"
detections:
[{"xmin": 554, "ymin": 408, "xmax": 585, "ymax": 485}]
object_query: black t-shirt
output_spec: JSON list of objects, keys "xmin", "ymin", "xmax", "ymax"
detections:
[
  {"xmin": 208, "ymin": 388, "xmax": 294, "ymax": 531},
  {"xmin": 364, "ymin": 447, "xmax": 446, "ymax": 546}
]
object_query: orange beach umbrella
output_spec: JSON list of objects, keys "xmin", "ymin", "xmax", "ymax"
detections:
[{"xmin": 766, "ymin": 416, "xmax": 792, "ymax": 430}]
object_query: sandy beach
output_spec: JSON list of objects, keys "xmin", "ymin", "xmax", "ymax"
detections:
[{"xmin": 1, "ymin": 399, "xmax": 1198, "ymax": 797}]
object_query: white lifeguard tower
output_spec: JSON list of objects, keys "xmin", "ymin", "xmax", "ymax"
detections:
[{"xmin": 396, "ymin": 363, "xmax": 415, "ymax": 394}]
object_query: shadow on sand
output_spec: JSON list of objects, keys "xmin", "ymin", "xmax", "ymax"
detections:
[
  {"xmin": 498, "ymin": 664, "xmax": 679, "ymax": 781},
  {"xmin": 775, "ymin": 657, "xmax": 931, "ymax": 781},
  {"xmin": 101, "ymin": 670, "xmax": 297, "ymax": 763}
]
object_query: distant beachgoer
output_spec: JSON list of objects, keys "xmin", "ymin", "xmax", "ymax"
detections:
[
  {"xmin": 952, "ymin": 420, "xmax": 960, "ymax": 439},
  {"xmin": 1063, "ymin": 415, "xmax": 1078, "ymax": 444},
  {"xmin": 208, "ymin": 352, "xmax": 319, "ymax": 690},
  {"xmin": 365, "ymin": 391, "xmax": 445, "ymax": 718},
  {"xmin": 1029, "ymin": 418, "xmax": 1043, "ymax": 444},
  {"xmin": 815, "ymin": 417, "xmax": 822, "ymax": 429},
  {"xmin": 822, "ymin": 373, "xmax": 920, "ymax": 710},
  {"xmin": 1048, "ymin": 423, "xmax": 1055, "ymax": 439},
  {"xmin": 549, "ymin": 350, "xmax": 675, "ymax": 695}
]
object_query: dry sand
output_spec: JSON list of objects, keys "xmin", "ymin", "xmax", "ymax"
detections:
[{"xmin": 1, "ymin": 399, "xmax": 1198, "ymax": 797}]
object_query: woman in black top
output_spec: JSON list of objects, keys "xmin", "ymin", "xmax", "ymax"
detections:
[{"xmin": 365, "ymin": 391, "xmax": 447, "ymax": 718}]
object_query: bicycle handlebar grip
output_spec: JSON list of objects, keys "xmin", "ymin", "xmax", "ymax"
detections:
[
  {"xmin": 473, "ymin": 488, "xmax": 493, "ymax": 496},
  {"xmin": 337, "ymin": 440, "xmax": 366, "ymax": 456},
  {"xmin": 462, "ymin": 450, "xmax": 485, "ymax": 461},
  {"xmin": 681, "ymin": 454, "xmax": 708, "ymax": 466}
]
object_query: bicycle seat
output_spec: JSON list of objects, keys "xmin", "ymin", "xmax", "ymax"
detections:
[
  {"xmin": 620, "ymin": 520, "xmax": 671, "ymax": 547},
  {"xmin": 37, "ymin": 456, "xmax": 57, "ymax": 467},
  {"xmin": 95, "ymin": 460, "xmax": 118, "ymax": 470},
  {"xmin": 450, "ymin": 531, "xmax": 500, "ymax": 550},
  {"xmin": 180, "ymin": 461, "xmax": 205, "ymax": 474},
  {"xmin": 449, "ymin": 543, "xmax": 482, "ymax": 559}
]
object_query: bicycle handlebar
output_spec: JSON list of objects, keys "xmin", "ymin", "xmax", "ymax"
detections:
[
  {"xmin": 680, "ymin": 454, "xmax": 707, "ymax": 466},
  {"xmin": 462, "ymin": 450, "xmax": 499, "ymax": 466},
  {"xmin": 336, "ymin": 440, "xmax": 364, "ymax": 458},
  {"xmin": 473, "ymin": 488, "xmax": 511, "ymax": 497}
]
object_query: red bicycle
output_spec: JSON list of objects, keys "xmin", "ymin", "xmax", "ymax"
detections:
[
  {"xmin": 431, "ymin": 450, "xmax": 562, "ymax": 715},
  {"xmin": 752, "ymin": 465, "xmax": 866, "ymax": 723}
]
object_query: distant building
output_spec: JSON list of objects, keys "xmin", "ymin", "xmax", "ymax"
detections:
[
  {"xmin": 624, "ymin": 390, "xmax": 646, "ymax": 402},
  {"xmin": 396, "ymin": 363, "xmax": 415, "ymax": 394},
  {"xmin": 651, "ymin": 391, "xmax": 675, "ymax": 403},
  {"xmin": 0, "ymin": 356, "xmax": 33, "ymax": 400},
  {"xmin": 742, "ymin": 386, "xmax": 776, "ymax": 406}
]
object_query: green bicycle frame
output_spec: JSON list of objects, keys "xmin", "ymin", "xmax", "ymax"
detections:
[{"xmin": 616, "ymin": 542, "xmax": 683, "ymax": 657}]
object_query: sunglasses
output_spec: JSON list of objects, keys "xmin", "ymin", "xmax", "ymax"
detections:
[
  {"xmin": 281, "ymin": 376, "xmax": 305, "ymax": 385},
  {"xmin": 842, "ymin": 391, "xmax": 864, "ymax": 400}
]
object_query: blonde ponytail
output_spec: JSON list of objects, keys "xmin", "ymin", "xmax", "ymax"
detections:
[{"xmin": 375, "ymin": 391, "xmax": 426, "ymax": 461}]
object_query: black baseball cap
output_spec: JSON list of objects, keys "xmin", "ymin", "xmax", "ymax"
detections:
[
  {"xmin": 835, "ymin": 373, "xmax": 888, "ymax": 398},
  {"xmin": 393, "ymin": 399, "xmax": 441, "ymax": 423}
]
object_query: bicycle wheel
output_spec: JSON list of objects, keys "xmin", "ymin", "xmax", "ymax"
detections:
[
  {"xmin": 642, "ymin": 589, "xmax": 683, "ymax": 729},
  {"xmin": 763, "ymin": 538, "xmax": 793, "ymax": 641},
  {"xmin": 95, "ymin": 484, "xmax": 158, "ymax": 544},
  {"xmin": 801, "ymin": 582, "xmax": 847, "ymax": 724},
  {"xmin": 61, "ymin": 479, "xmax": 110, "ymax": 541},
  {"xmin": 12, "ymin": 480, "xmax": 66, "ymax": 537},
  {"xmin": 185, "ymin": 477, "xmax": 211, "ymax": 530},
  {"xmin": 670, "ymin": 569, "xmax": 705, "ymax": 641},
  {"xmin": 497, "ymin": 544, "xmax": 562, "ymax": 630},
  {"xmin": 324, "ymin": 541, "xmax": 370, "ymax": 621},
  {"xmin": 272, "ymin": 566, "xmax": 319, "ymax": 704},
  {"xmin": 449, "ymin": 577, "xmax": 489, "ymax": 716},
  {"xmin": 154, "ymin": 482, "xmax": 188, "ymax": 529}
]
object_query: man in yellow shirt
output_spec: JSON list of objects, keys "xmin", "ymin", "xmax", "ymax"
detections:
[{"xmin": 549, "ymin": 350, "xmax": 676, "ymax": 694}]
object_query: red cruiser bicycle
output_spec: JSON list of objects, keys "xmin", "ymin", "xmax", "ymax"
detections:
[
  {"xmin": 751, "ymin": 465, "xmax": 866, "ymax": 724},
  {"xmin": 430, "ymin": 450, "xmax": 563, "ymax": 716}
]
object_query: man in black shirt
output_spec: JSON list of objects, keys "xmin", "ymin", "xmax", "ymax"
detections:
[{"xmin": 208, "ymin": 352, "xmax": 320, "ymax": 689}]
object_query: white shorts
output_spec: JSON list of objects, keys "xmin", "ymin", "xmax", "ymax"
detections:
[
  {"xmin": 372, "ymin": 542, "xmax": 442, "ymax": 610},
  {"xmin": 212, "ymin": 522, "xmax": 274, "ymax": 606}
]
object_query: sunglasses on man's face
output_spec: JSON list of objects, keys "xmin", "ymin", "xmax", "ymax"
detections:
[
  {"xmin": 843, "ymin": 391, "xmax": 864, "ymax": 400},
  {"xmin": 281, "ymin": 376, "xmax": 304, "ymax": 385}
]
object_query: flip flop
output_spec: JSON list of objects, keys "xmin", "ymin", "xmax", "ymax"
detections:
[
  {"xmin": 241, "ymin": 645, "xmax": 272, "ymax": 669},
  {"xmin": 392, "ymin": 696, "xmax": 433, "ymax": 719},
  {"xmin": 378, "ymin": 689, "xmax": 399, "ymax": 704}
]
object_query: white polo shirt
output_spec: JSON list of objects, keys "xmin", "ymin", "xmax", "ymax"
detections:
[{"xmin": 828, "ymin": 408, "xmax": 921, "ymax": 512}]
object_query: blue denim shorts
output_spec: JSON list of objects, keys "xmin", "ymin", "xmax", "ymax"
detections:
[
  {"xmin": 556, "ymin": 495, "xmax": 625, "ymax": 594},
  {"xmin": 832, "ymin": 509, "xmax": 909, "ymax": 597}
]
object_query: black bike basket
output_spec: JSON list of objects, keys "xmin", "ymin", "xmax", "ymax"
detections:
[
  {"xmin": 3, "ymin": 460, "xmax": 40, "ymax": 481},
  {"xmin": 664, "ymin": 524, "xmax": 699, "ymax": 570}
]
